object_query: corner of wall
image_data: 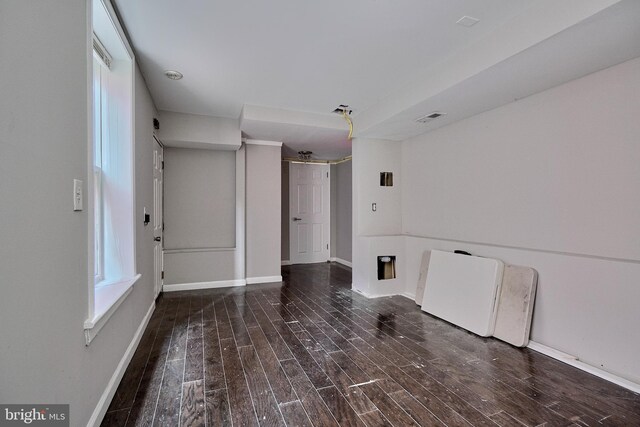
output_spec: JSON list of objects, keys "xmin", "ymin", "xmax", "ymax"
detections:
[{"xmin": 352, "ymin": 138, "xmax": 404, "ymax": 297}]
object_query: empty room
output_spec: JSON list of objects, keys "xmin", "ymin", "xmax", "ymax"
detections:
[{"xmin": 2, "ymin": 0, "xmax": 640, "ymax": 426}]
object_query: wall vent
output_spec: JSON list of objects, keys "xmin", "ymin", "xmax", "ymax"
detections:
[{"xmin": 415, "ymin": 112, "xmax": 446, "ymax": 123}]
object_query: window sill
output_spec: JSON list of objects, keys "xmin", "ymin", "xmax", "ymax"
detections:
[{"xmin": 84, "ymin": 274, "xmax": 141, "ymax": 345}]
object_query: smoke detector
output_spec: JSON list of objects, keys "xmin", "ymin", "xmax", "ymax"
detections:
[{"xmin": 415, "ymin": 112, "xmax": 446, "ymax": 123}]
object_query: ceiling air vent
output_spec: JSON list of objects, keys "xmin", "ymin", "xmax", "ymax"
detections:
[{"xmin": 415, "ymin": 112, "xmax": 446, "ymax": 124}]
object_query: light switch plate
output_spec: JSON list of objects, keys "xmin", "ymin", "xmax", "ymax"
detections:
[{"xmin": 73, "ymin": 179, "xmax": 83, "ymax": 211}]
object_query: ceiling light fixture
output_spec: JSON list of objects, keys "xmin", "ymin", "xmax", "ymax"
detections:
[
  {"xmin": 164, "ymin": 70, "xmax": 183, "ymax": 80},
  {"xmin": 333, "ymin": 105, "xmax": 353, "ymax": 140},
  {"xmin": 297, "ymin": 151, "xmax": 313, "ymax": 162}
]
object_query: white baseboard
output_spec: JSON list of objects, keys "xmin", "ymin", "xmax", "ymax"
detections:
[
  {"xmin": 366, "ymin": 292, "xmax": 400, "ymax": 298},
  {"xmin": 527, "ymin": 341, "xmax": 640, "ymax": 393},
  {"xmin": 400, "ymin": 291, "xmax": 416, "ymax": 301},
  {"xmin": 330, "ymin": 257, "xmax": 352, "ymax": 268},
  {"xmin": 163, "ymin": 279, "xmax": 246, "ymax": 292},
  {"xmin": 353, "ymin": 285, "xmax": 412, "ymax": 300},
  {"xmin": 246, "ymin": 275, "xmax": 283, "ymax": 284},
  {"xmin": 281, "ymin": 260, "xmax": 292, "ymax": 266},
  {"xmin": 353, "ymin": 288, "xmax": 398, "ymax": 299},
  {"xmin": 89, "ymin": 301, "xmax": 155, "ymax": 427}
]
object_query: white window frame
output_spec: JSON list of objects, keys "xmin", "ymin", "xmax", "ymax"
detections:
[
  {"xmin": 93, "ymin": 50, "xmax": 107, "ymax": 284},
  {"xmin": 84, "ymin": 0, "xmax": 139, "ymax": 345}
]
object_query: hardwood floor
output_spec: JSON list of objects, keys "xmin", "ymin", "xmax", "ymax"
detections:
[{"xmin": 102, "ymin": 263, "xmax": 640, "ymax": 426}]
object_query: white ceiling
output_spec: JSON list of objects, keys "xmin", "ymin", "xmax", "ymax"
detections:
[{"xmin": 114, "ymin": 0, "xmax": 640, "ymax": 159}]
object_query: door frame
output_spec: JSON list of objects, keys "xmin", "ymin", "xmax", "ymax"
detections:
[
  {"xmin": 153, "ymin": 135, "xmax": 164, "ymax": 297},
  {"xmin": 289, "ymin": 162, "xmax": 331, "ymax": 264}
]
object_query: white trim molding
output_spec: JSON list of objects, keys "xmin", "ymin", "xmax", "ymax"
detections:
[
  {"xmin": 163, "ymin": 279, "xmax": 246, "ymax": 292},
  {"xmin": 243, "ymin": 138, "xmax": 283, "ymax": 147},
  {"xmin": 401, "ymin": 291, "xmax": 416, "ymax": 301},
  {"xmin": 84, "ymin": 274, "xmax": 142, "ymax": 345},
  {"xmin": 527, "ymin": 341, "xmax": 640, "ymax": 393},
  {"xmin": 353, "ymin": 288, "xmax": 399, "ymax": 299},
  {"xmin": 88, "ymin": 301, "xmax": 155, "ymax": 427},
  {"xmin": 281, "ymin": 260, "xmax": 292, "ymax": 266},
  {"xmin": 246, "ymin": 275, "xmax": 283, "ymax": 285},
  {"xmin": 330, "ymin": 257, "xmax": 352, "ymax": 268},
  {"xmin": 163, "ymin": 247, "xmax": 236, "ymax": 254}
]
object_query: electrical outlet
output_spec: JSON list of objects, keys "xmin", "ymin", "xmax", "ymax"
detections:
[{"xmin": 73, "ymin": 179, "xmax": 83, "ymax": 211}]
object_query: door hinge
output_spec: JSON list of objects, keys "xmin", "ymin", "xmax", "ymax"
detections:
[
  {"xmin": 161, "ymin": 271, "xmax": 164, "ymax": 279},
  {"xmin": 162, "ymin": 222, "xmax": 165, "ymax": 231},
  {"xmin": 161, "ymin": 160, "xmax": 165, "ymax": 169},
  {"xmin": 327, "ymin": 244, "xmax": 329, "ymax": 249},
  {"xmin": 326, "ymin": 172, "xmax": 329, "ymax": 178}
]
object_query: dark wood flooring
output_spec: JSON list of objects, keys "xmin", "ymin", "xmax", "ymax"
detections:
[{"xmin": 102, "ymin": 263, "xmax": 640, "ymax": 426}]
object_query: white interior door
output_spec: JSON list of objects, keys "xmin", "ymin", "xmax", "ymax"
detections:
[
  {"xmin": 153, "ymin": 137, "xmax": 164, "ymax": 297},
  {"xmin": 289, "ymin": 163, "xmax": 330, "ymax": 264}
]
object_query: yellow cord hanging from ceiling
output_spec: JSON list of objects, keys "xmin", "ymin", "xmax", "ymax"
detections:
[{"xmin": 342, "ymin": 110, "xmax": 353, "ymax": 140}]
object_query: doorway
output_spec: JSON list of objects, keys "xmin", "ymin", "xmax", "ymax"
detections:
[
  {"xmin": 153, "ymin": 136, "xmax": 164, "ymax": 297},
  {"xmin": 289, "ymin": 162, "xmax": 330, "ymax": 264}
]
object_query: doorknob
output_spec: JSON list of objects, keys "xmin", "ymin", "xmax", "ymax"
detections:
[
  {"xmin": 154, "ymin": 236, "xmax": 161, "ymax": 242},
  {"xmin": 292, "ymin": 217, "xmax": 302, "ymax": 221}
]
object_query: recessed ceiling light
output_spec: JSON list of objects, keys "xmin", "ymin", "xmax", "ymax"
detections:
[
  {"xmin": 456, "ymin": 16, "xmax": 480, "ymax": 27},
  {"xmin": 164, "ymin": 70, "xmax": 183, "ymax": 80}
]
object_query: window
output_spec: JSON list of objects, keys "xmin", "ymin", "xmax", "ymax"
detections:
[
  {"xmin": 92, "ymin": 45, "xmax": 108, "ymax": 284},
  {"xmin": 85, "ymin": 0, "xmax": 138, "ymax": 344}
]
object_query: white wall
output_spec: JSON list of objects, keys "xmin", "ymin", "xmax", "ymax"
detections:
[
  {"xmin": 163, "ymin": 249, "xmax": 240, "ymax": 284},
  {"xmin": 162, "ymin": 141, "xmax": 282, "ymax": 286},
  {"xmin": 402, "ymin": 60, "xmax": 640, "ymax": 261},
  {"xmin": 281, "ymin": 161, "xmax": 290, "ymax": 261},
  {"xmin": 158, "ymin": 111, "xmax": 241, "ymax": 150},
  {"xmin": 246, "ymin": 143, "xmax": 282, "ymax": 280},
  {"xmin": 333, "ymin": 161, "xmax": 353, "ymax": 262},
  {"xmin": 163, "ymin": 148, "xmax": 236, "ymax": 249},
  {"xmin": 354, "ymin": 139, "xmax": 402, "ymax": 237},
  {"xmin": 401, "ymin": 57, "xmax": 640, "ymax": 384},
  {"xmin": 0, "ymin": 2, "xmax": 158, "ymax": 424},
  {"xmin": 330, "ymin": 164, "xmax": 338, "ymax": 259},
  {"xmin": 352, "ymin": 138, "xmax": 404, "ymax": 297},
  {"xmin": 163, "ymin": 146, "xmax": 245, "ymax": 286}
]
